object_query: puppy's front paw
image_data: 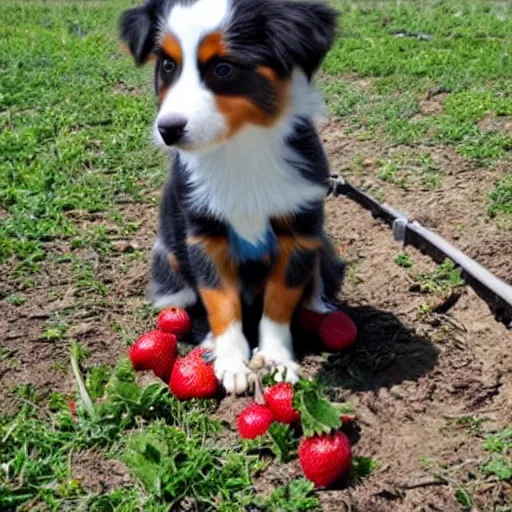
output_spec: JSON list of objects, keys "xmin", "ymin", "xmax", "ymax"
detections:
[
  {"xmin": 214, "ymin": 355, "xmax": 252, "ymax": 394},
  {"xmin": 213, "ymin": 324, "xmax": 253, "ymax": 395},
  {"xmin": 254, "ymin": 348, "xmax": 300, "ymax": 384}
]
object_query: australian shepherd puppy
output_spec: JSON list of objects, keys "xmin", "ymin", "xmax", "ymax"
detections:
[{"xmin": 119, "ymin": 0, "xmax": 344, "ymax": 394}]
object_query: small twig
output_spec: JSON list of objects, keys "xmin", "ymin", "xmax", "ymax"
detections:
[
  {"xmin": 19, "ymin": 312, "xmax": 51, "ymax": 320},
  {"xmin": 400, "ymin": 475, "xmax": 447, "ymax": 489},
  {"xmin": 445, "ymin": 458, "xmax": 489, "ymax": 473},
  {"xmin": 3, "ymin": 333, "xmax": 24, "ymax": 341}
]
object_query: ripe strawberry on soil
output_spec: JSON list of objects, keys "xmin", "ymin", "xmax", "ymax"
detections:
[
  {"xmin": 299, "ymin": 431, "xmax": 352, "ymax": 487},
  {"xmin": 169, "ymin": 348, "xmax": 218, "ymax": 400},
  {"xmin": 237, "ymin": 403, "xmax": 275, "ymax": 439},
  {"xmin": 297, "ymin": 308, "xmax": 326, "ymax": 336},
  {"xmin": 318, "ymin": 311, "xmax": 357, "ymax": 352},
  {"xmin": 264, "ymin": 383, "xmax": 300, "ymax": 424},
  {"xmin": 157, "ymin": 307, "xmax": 191, "ymax": 337},
  {"xmin": 129, "ymin": 330, "xmax": 177, "ymax": 382}
]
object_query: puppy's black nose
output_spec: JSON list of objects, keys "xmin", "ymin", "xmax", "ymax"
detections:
[{"xmin": 157, "ymin": 114, "xmax": 188, "ymax": 146}]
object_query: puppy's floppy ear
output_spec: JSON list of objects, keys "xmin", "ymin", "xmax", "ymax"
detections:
[
  {"xmin": 119, "ymin": 0, "xmax": 166, "ymax": 65},
  {"xmin": 267, "ymin": 0, "xmax": 338, "ymax": 79}
]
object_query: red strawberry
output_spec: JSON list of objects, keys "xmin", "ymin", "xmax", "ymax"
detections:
[
  {"xmin": 264, "ymin": 382, "xmax": 300, "ymax": 424},
  {"xmin": 298, "ymin": 308, "xmax": 326, "ymax": 336},
  {"xmin": 129, "ymin": 330, "xmax": 177, "ymax": 382},
  {"xmin": 157, "ymin": 307, "xmax": 191, "ymax": 337},
  {"xmin": 236, "ymin": 403, "xmax": 274, "ymax": 439},
  {"xmin": 299, "ymin": 431, "xmax": 352, "ymax": 487},
  {"xmin": 318, "ymin": 311, "xmax": 357, "ymax": 352},
  {"xmin": 169, "ymin": 348, "xmax": 218, "ymax": 400}
]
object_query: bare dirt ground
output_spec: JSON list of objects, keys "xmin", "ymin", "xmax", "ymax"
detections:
[
  {"xmin": 1, "ymin": 122, "xmax": 511, "ymax": 510},
  {"xmin": 321, "ymin": 117, "xmax": 512, "ymax": 284}
]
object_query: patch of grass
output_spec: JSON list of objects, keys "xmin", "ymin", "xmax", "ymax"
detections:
[
  {"xmin": 378, "ymin": 151, "xmax": 441, "ymax": 190},
  {"xmin": 395, "ymin": 254, "xmax": 413, "ymax": 268},
  {"xmin": 482, "ymin": 425, "xmax": 512, "ymax": 481},
  {"xmin": 71, "ymin": 256, "xmax": 109, "ymax": 297},
  {"xmin": 415, "ymin": 259, "xmax": 465, "ymax": 295},
  {"xmin": 455, "ymin": 486, "xmax": 473, "ymax": 510},
  {"xmin": 324, "ymin": 1, "xmax": 512, "ymax": 158},
  {"xmin": 322, "ymin": 0, "xmax": 512, "ymax": 225},
  {"xmin": 489, "ymin": 175, "xmax": 512, "ymax": 219},
  {"xmin": 454, "ymin": 415, "xmax": 489, "ymax": 435},
  {"xmin": 352, "ymin": 456, "xmax": 379, "ymax": 481},
  {"xmin": 0, "ymin": 358, "xmax": 323, "ymax": 511},
  {"xmin": 0, "ymin": 0, "xmax": 164, "ymax": 271},
  {"xmin": 41, "ymin": 318, "xmax": 69, "ymax": 341},
  {"xmin": 6, "ymin": 294, "xmax": 26, "ymax": 305}
]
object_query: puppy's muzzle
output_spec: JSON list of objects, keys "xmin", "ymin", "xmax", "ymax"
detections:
[{"xmin": 158, "ymin": 113, "xmax": 188, "ymax": 146}]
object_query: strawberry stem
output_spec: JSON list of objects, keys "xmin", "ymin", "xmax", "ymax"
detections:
[
  {"xmin": 70, "ymin": 342, "xmax": 95, "ymax": 418},
  {"xmin": 253, "ymin": 374, "xmax": 266, "ymax": 405}
]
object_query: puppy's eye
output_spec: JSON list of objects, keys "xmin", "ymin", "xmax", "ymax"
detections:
[
  {"xmin": 162, "ymin": 58, "xmax": 176, "ymax": 74},
  {"xmin": 214, "ymin": 62, "xmax": 233, "ymax": 79}
]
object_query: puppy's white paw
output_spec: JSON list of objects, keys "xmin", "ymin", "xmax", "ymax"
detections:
[
  {"xmin": 213, "ymin": 323, "xmax": 252, "ymax": 395},
  {"xmin": 214, "ymin": 355, "xmax": 253, "ymax": 394},
  {"xmin": 256, "ymin": 350, "xmax": 299, "ymax": 383},
  {"xmin": 257, "ymin": 316, "xmax": 300, "ymax": 383}
]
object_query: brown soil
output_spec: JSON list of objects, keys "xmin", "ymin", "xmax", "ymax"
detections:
[
  {"xmin": 321, "ymin": 118, "xmax": 512, "ymax": 285},
  {"xmin": 1, "ymin": 121, "xmax": 511, "ymax": 510}
]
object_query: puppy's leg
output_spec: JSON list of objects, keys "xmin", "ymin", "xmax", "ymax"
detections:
[
  {"xmin": 188, "ymin": 236, "xmax": 251, "ymax": 394},
  {"xmin": 257, "ymin": 236, "xmax": 320, "ymax": 383},
  {"xmin": 302, "ymin": 236, "xmax": 345, "ymax": 313},
  {"xmin": 149, "ymin": 237, "xmax": 198, "ymax": 309}
]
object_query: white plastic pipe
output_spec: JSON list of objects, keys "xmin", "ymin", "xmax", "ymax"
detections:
[{"xmin": 332, "ymin": 178, "xmax": 512, "ymax": 327}]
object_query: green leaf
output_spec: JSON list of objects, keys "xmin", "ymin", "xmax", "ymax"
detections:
[
  {"xmin": 352, "ymin": 456, "xmax": 379, "ymax": 479},
  {"xmin": 455, "ymin": 486, "xmax": 472, "ymax": 510},
  {"xmin": 86, "ymin": 364, "xmax": 111, "ymax": 401},
  {"xmin": 483, "ymin": 426, "xmax": 512, "ymax": 453},
  {"xmin": 264, "ymin": 478, "xmax": 320, "ymax": 511},
  {"xmin": 268, "ymin": 423, "xmax": 298, "ymax": 463},
  {"xmin": 333, "ymin": 402, "xmax": 354, "ymax": 415},
  {"xmin": 482, "ymin": 457, "xmax": 512, "ymax": 481},
  {"xmin": 293, "ymin": 381, "xmax": 342, "ymax": 437}
]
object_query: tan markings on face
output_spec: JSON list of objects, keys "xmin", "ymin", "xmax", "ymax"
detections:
[
  {"xmin": 264, "ymin": 236, "xmax": 321, "ymax": 324},
  {"xmin": 161, "ymin": 33, "xmax": 182, "ymax": 63},
  {"xmin": 198, "ymin": 31, "xmax": 228, "ymax": 63},
  {"xmin": 158, "ymin": 34, "xmax": 182, "ymax": 105},
  {"xmin": 158, "ymin": 86, "xmax": 170, "ymax": 105},
  {"xmin": 215, "ymin": 70, "xmax": 289, "ymax": 137}
]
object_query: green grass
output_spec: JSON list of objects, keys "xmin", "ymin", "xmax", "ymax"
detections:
[
  {"xmin": 0, "ymin": 359, "xmax": 321, "ymax": 511},
  {"xmin": 482, "ymin": 426, "xmax": 512, "ymax": 482},
  {"xmin": 324, "ymin": 0, "xmax": 512, "ymax": 220},
  {"xmin": 378, "ymin": 151, "xmax": 441, "ymax": 190},
  {"xmin": 394, "ymin": 254, "xmax": 413, "ymax": 268},
  {"xmin": 415, "ymin": 259, "xmax": 465, "ymax": 295},
  {"xmin": 0, "ymin": 0, "xmax": 164, "ymax": 272},
  {"xmin": 489, "ymin": 175, "xmax": 512, "ymax": 217}
]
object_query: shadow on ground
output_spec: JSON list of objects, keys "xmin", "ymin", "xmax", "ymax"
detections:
[{"xmin": 296, "ymin": 304, "xmax": 439, "ymax": 393}]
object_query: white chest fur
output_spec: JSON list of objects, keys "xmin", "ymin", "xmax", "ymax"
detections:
[
  {"xmin": 178, "ymin": 71, "xmax": 328, "ymax": 244},
  {"xmin": 180, "ymin": 123, "xmax": 325, "ymax": 243}
]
